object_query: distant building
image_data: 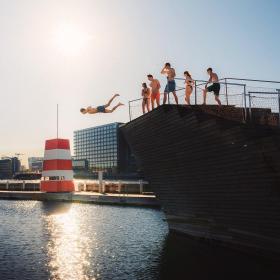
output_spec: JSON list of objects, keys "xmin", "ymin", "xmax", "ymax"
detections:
[
  {"xmin": 0, "ymin": 157, "xmax": 21, "ymax": 179},
  {"xmin": 72, "ymin": 159, "xmax": 89, "ymax": 171},
  {"xmin": 28, "ymin": 157, "xmax": 44, "ymax": 172},
  {"xmin": 72, "ymin": 159, "xmax": 89, "ymax": 177},
  {"xmin": 74, "ymin": 123, "xmax": 140, "ymax": 178}
]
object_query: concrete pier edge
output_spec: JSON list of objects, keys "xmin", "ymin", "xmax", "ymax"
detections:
[{"xmin": 0, "ymin": 191, "xmax": 160, "ymax": 208}]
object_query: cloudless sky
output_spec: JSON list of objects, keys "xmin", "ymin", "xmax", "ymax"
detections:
[{"xmin": 0, "ymin": 0, "xmax": 279, "ymax": 165}]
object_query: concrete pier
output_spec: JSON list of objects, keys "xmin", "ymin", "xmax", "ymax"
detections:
[{"xmin": 0, "ymin": 191, "xmax": 160, "ymax": 208}]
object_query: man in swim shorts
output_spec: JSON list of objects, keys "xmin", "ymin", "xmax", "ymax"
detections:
[
  {"xmin": 161, "ymin": 62, "xmax": 178, "ymax": 105},
  {"xmin": 147, "ymin": 74, "xmax": 161, "ymax": 109},
  {"xmin": 80, "ymin": 94, "xmax": 124, "ymax": 114},
  {"xmin": 203, "ymin": 67, "xmax": 222, "ymax": 106}
]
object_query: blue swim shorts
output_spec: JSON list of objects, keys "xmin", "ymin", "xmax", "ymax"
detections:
[
  {"xmin": 164, "ymin": 80, "xmax": 176, "ymax": 93},
  {"xmin": 97, "ymin": 105, "xmax": 105, "ymax": 113}
]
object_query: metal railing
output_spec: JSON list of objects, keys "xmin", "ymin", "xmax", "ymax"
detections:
[{"xmin": 128, "ymin": 78, "xmax": 280, "ymax": 127}]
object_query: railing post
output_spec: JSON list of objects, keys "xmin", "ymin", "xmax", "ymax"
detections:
[
  {"xmin": 243, "ymin": 85, "xmax": 247, "ymax": 122},
  {"xmin": 278, "ymin": 91, "xmax": 280, "ymax": 127},
  {"xmin": 248, "ymin": 92, "xmax": 252, "ymax": 122},
  {"xmin": 139, "ymin": 179, "xmax": 143, "ymax": 194},
  {"xmin": 128, "ymin": 101, "xmax": 132, "ymax": 121},
  {"xmin": 225, "ymin": 78, "xmax": 229, "ymax": 106},
  {"xmin": 194, "ymin": 80, "xmax": 197, "ymax": 105}
]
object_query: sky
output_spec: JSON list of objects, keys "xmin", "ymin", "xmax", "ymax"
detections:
[{"xmin": 0, "ymin": 0, "xmax": 279, "ymax": 166}]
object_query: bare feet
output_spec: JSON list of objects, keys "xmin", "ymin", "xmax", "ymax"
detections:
[{"xmin": 114, "ymin": 94, "xmax": 120, "ymax": 97}]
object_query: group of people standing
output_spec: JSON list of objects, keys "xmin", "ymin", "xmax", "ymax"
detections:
[{"xmin": 141, "ymin": 63, "xmax": 222, "ymax": 114}]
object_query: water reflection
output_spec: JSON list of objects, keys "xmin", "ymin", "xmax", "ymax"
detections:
[
  {"xmin": 41, "ymin": 201, "xmax": 71, "ymax": 216},
  {"xmin": 43, "ymin": 203, "xmax": 94, "ymax": 280},
  {"xmin": 2, "ymin": 200, "xmax": 279, "ymax": 280},
  {"xmin": 0, "ymin": 200, "xmax": 167, "ymax": 280}
]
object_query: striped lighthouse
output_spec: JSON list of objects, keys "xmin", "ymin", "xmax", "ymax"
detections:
[{"xmin": 40, "ymin": 138, "xmax": 75, "ymax": 192}]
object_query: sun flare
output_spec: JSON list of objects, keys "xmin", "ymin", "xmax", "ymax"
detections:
[{"xmin": 53, "ymin": 23, "xmax": 91, "ymax": 56}]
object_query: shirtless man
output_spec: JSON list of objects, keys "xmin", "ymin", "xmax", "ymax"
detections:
[
  {"xmin": 203, "ymin": 68, "xmax": 222, "ymax": 106},
  {"xmin": 80, "ymin": 94, "xmax": 124, "ymax": 114},
  {"xmin": 161, "ymin": 63, "xmax": 178, "ymax": 105},
  {"xmin": 147, "ymin": 74, "xmax": 161, "ymax": 109}
]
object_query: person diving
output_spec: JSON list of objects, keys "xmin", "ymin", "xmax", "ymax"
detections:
[{"xmin": 80, "ymin": 94, "xmax": 124, "ymax": 114}]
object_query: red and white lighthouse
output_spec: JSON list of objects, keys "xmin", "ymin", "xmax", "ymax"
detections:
[{"xmin": 40, "ymin": 138, "xmax": 75, "ymax": 192}]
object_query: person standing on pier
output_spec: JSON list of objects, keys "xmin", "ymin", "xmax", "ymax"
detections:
[
  {"xmin": 184, "ymin": 71, "xmax": 194, "ymax": 105},
  {"xmin": 147, "ymin": 74, "xmax": 161, "ymax": 109},
  {"xmin": 203, "ymin": 68, "xmax": 222, "ymax": 106},
  {"xmin": 161, "ymin": 63, "xmax": 179, "ymax": 105},
  {"xmin": 142, "ymin": 83, "xmax": 151, "ymax": 114}
]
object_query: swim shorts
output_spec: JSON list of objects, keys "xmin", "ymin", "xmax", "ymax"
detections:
[
  {"xmin": 207, "ymin": 83, "xmax": 220, "ymax": 96},
  {"xmin": 164, "ymin": 80, "xmax": 176, "ymax": 93},
  {"xmin": 151, "ymin": 92, "xmax": 160, "ymax": 102},
  {"xmin": 97, "ymin": 105, "xmax": 105, "ymax": 113}
]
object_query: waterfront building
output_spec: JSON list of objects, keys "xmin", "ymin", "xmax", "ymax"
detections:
[
  {"xmin": 0, "ymin": 157, "xmax": 21, "ymax": 179},
  {"xmin": 72, "ymin": 159, "xmax": 89, "ymax": 171},
  {"xmin": 28, "ymin": 157, "xmax": 44, "ymax": 172},
  {"xmin": 72, "ymin": 159, "xmax": 89, "ymax": 177},
  {"xmin": 74, "ymin": 123, "xmax": 139, "ymax": 178}
]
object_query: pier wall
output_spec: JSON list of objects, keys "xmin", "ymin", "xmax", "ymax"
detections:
[
  {"xmin": 0, "ymin": 191, "xmax": 159, "ymax": 208},
  {"xmin": 121, "ymin": 105, "xmax": 280, "ymax": 258}
]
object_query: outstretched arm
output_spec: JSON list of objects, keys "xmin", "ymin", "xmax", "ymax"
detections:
[
  {"xmin": 157, "ymin": 80, "xmax": 161, "ymax": 90},
  {"xmin": 161, "ymin": 66, "xmax": 167, "ymax": 75},
  {"xmin": 205, "ymin": 76, "xmax": 212, "ymax": 89}
]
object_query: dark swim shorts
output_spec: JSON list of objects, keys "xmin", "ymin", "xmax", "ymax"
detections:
[
  {"xmin": 97, "ymin": 105, "xmax": 105, "ymax": 113},
  {"xmin": 207, "ymin": 83, "xmax": 220, "ymax": 96},
  {"xmin": 164, "ymin": 80, "xmax": 176, "ymax": 93}
]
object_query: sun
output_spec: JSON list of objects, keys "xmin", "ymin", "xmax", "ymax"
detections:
[{"xmin": 53, "ymin": 23, "xmax": 91, "ymax": 56}]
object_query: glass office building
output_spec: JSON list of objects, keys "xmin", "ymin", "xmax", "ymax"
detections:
[
  {"xmin": 74, "ymin": 123, "xmax": 133, "ymax": 176},
  {"xmin": 0, "ymin": 157, "xmax": 21, "ymax": 179},
  {"xmin": 28, "ymin": 157, "xmax": 44, "ymax": 172}
]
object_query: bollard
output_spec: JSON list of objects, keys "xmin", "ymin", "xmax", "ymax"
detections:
[
  {"xmin": 98, "ymin": 171, "xmax": 103, "ymax": 193},
  {"xmin": 118, "ymin": 181, "xmax": 121, "ymax": 193},
  {"xmin": 139, "ymin": 180, "xmax": 143, "ymax": 194},
  {"xmin": 102, "ymin": 181, "xmax": 106, "ymax": 194}
]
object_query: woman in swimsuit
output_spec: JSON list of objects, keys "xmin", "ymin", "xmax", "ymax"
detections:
[
  {"xmin": 142, "ymin": 82, "xmax": 151, "ymax": 114},
  {"xmin": 184, "ymin": 71, "xmax": 194, "ymax": 105}
]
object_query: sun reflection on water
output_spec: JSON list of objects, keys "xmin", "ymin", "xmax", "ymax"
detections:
[{"xmin": 44, "ymin": 205, "xmax": 95, "ymax": 280}]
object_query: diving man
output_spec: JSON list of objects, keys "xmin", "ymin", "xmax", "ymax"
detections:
[{"xmin": 80, "ymin": 94, "xmax": 124, "ymax": 114}]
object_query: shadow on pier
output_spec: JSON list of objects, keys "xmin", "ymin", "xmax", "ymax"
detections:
[{"xmin": 158, "ymin": 233, "xmax": 280, "ymax": 280}]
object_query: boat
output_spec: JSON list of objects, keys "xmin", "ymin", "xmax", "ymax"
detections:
[{"xmin": 121, "ymin": 78, "xmax": 280, "ymax": 259}]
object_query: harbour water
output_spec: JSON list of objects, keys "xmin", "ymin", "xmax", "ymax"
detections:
[
  {"xmin": 0, "ymin": 200, "xmax": 279, "ymax": 280},
  {"xmin": 0, "ymin": 200, "xmax": 167, "ymax": 280}
]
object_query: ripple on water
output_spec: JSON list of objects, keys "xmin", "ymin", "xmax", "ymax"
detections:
[{"xmin": 0, "ymin": 200, "xmax": 168, "ymax": 280}]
